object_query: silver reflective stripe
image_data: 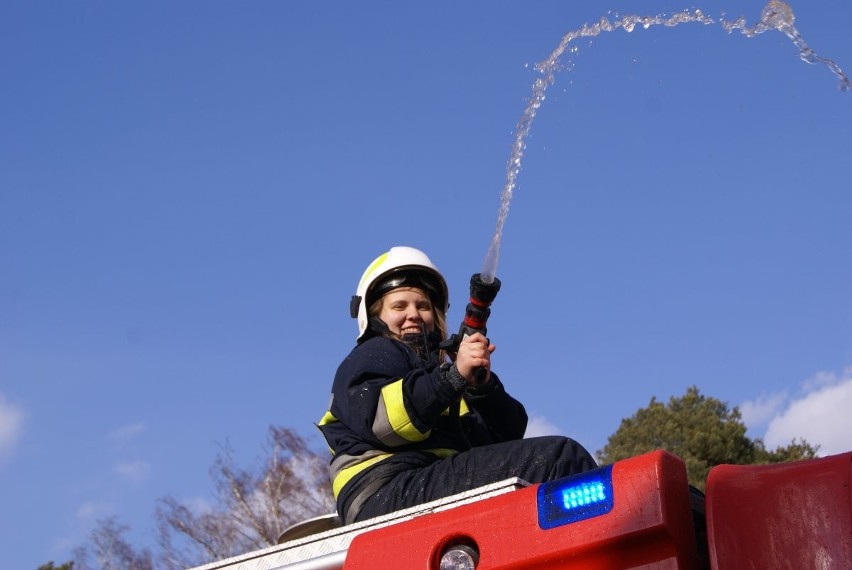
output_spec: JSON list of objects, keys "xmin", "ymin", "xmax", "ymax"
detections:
[
  {"xmin": 371, "ymin": 393, "xmax": 411, "ymax": 447},
  {"xmin": 344, "ymin": 474, "xmax": 390, "ymax": 525},
  {"xmin": 328, "ymin": 450, "xmax": 388, "ymax": 482}
]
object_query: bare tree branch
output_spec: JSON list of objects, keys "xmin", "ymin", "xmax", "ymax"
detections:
[{"xmin": 155, "ymin": 426, "xmax": 335, "ymax": 569}]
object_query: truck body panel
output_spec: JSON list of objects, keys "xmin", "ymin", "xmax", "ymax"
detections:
[{"xmin": 191, "ymin": 450, "xmax": 852, "ymax": 570}]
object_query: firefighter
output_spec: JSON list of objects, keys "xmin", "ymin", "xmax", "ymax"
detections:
[{"xmin": 318, "ymin": 246, "xmax": 597, "ymax": 524}]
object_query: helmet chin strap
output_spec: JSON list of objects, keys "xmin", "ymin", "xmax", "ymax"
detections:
[
  {"xmin": 400, "ymin": 322, "xmax": 443, "ymax": 364},
  {"xmin": 366, "ymin": 318, "xmax": 441, "ymax": 363}
]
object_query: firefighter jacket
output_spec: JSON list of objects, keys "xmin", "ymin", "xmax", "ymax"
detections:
[{"xmin": 317, "ymin": 334, "xmax": 528, "ymax": 523}]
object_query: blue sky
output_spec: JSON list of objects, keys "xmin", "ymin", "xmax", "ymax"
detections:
[{"xmin": 2, "ymin": 1, "xmax": 850, "ymax": 568}]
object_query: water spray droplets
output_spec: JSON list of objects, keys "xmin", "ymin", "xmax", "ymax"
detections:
[
  {"xmin": 721, "ymin": 0, "xmax": 850, "ymax": 91},
  {"xmin": 761, "ymin": 0, "xmax": 795, "ymax": 30},
  {"xmin": 597, "ymin": 17, "xmax": 614, "ymax": 33},
  {"xmin": 480, "ymin": 1, "xmax": 849, "ymax": 280}
]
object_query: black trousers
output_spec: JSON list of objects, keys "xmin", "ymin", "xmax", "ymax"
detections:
[{"xmin": 354, "ymin": 435, "xmax": 597, "ymax": 522}]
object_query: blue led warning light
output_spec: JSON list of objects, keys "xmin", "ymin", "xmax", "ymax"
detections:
[{"xmin": 537, "ymin": 465, "xmax": 614, "ymax": 529}]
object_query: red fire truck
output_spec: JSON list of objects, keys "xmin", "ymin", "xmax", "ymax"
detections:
[{"xmin": 191, "ymin": 449, "xmax": 851, "ymax": 569}]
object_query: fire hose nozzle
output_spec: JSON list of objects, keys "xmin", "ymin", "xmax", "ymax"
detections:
[
  {"xmin": 462, "ymin": 274, "xmax": 501, "ymax": 333},
  {"xmin": 439, "ymin": 273, "xmax": 502, "ymax": 386},
  {"xmin": 469, "ymin": 273, "xmax": 501, "ymax": 307}
]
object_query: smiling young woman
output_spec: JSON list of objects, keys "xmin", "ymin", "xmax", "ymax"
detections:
[
  {"xmin": 317, "ymin": 246, "xmax": 597, "ymax": 525},
  {"xmin": 376, "ymin": 287, "xmax": 435, "ymax": 338}
]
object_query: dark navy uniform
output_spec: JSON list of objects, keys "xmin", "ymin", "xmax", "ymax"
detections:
[{"xmin": 318, "ymin": 334, "xmax": 596, "ymax": 523}]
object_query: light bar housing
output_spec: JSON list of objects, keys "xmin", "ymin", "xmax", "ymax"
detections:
[{"xmin": 537, "ymin": 465, "xmax": 615, "ymax": 529}]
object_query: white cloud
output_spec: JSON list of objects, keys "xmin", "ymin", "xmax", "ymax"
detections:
[
  {"xmin": 524, "ymin": 415, "xmax": 563, "ymax": 438},
  {"xmin": 762, "ymin": 369, "xmax": 852, "ymax": 457},
  {"xmin": 115, "ymin": 459, "xmax": 151, "ymax": 483},
  {"xmin": 740, "ymin": 390, "xmax": 787, "ymax": 429},
  {"xmin": 108, "ymin": 422, "xmax": 146, "ymax": 444},
  {"xmin": 0, "ymin": 394, "xmax": 25, "ymax": 458}
]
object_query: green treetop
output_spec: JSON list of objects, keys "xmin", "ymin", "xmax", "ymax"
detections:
[{"xmin": 596, "ymin": 386, "xmax": 818, "ymax": 491}]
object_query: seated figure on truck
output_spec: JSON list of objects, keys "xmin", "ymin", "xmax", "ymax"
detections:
[{"xmin": 317, "ymin": 246, "xmax": 597, "ymax": 525}]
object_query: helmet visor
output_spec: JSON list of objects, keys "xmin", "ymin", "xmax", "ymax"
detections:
[{"xmin": 367, "ymin": 269, "xmax": 445, "ymax": 312}]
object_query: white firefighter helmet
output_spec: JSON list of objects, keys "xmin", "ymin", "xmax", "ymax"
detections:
[{"xmin": 350, "ymin": 246, "xmax": 449, "ymax": 342}]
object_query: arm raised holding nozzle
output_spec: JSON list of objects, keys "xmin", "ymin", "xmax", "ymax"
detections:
[{"xmin": 440, "ymin": 273, "xmax": 501, "ymax": 386}]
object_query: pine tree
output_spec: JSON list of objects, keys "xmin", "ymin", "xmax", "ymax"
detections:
[{"xmin": 596, "ymin": 386, "xmax": 818, "ymax": 490}]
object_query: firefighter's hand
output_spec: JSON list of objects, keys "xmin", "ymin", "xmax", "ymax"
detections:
[{"xmin": 455, "ymin": 332, "xmax": 495, "ymax": 385}]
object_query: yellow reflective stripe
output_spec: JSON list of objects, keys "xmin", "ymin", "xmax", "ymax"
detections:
[
  {"xmin": 381, "ymin": 380, "xmax": 430, "ymax": 442},
  {"xmin": 331, "ymin": 449, "xmax": 457, "ymax": 498},
  {"xmin": 332, "ymin": 453, "xmax": 392, "ymax": 498},
  {"xmin": 318, "ymin": 411, "xmax": 337, "ymax": 426},
  {"xmin": 439, "ymin": 398, "xmax": 470, "ymax": 416},
  {"xmin": 359, "ymin": 252, "xmax": 389, "ymax": 289}
]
